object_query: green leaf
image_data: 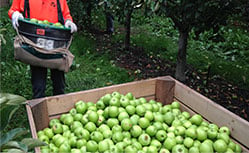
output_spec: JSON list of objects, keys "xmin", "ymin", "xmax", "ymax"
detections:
[
  {"xmin": 0, "ymin": 128, "xmax": 27, "ymax": 148},
  {"xmin": 0, "ymin": 93, "xmax": 26, "ymax": 105},
  {"xmin": 21, "ymin": 138, "xmax": 47, "ymax": 151},
  {"xmin": 5, "ymin": 148, "xmax": 24, "ymax": 153},
  {"xmin": 1, "ymin": 141, "xmax": 28, "ymax": 152},
  {"xmin": 0, "ymin": 105, "xmax": 20, "ymax": 131}
]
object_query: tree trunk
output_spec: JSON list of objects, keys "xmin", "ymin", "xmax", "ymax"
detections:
[
  {"xmin": 175, "ymin": 31, "xmax": 189, "ymax": 82},
  {"xmin": 86, "ymin": 2, "xmax": 92, "ymax": 29},
  {"xmin": 124, "ymin": 9, "xmax": 133, "ymax": 50}
]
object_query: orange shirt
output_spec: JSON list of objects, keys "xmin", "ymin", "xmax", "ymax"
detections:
[{"xmin": 8, "ymin": 0, "xmax": 73, "ymax": 23}]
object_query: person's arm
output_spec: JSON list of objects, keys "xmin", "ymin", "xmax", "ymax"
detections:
[
  {"xmin": 61, "ymin": 0, "xmax": 73, "ymax": 22},
  {"xmin": 8, "ymin": 0, "xmax": 22, "ymax": 19}
]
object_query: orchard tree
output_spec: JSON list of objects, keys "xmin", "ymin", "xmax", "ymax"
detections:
[
  {"xmin": 68, "ymin": 0, "xmax": 99, "ymax": 30},
  {"xmin": 102, "ymin": 0, "xmax": 143, "ymax": 49},
  {"xmin": 146, "ymin": 0, "xmax": 237, "ymax": 82}
]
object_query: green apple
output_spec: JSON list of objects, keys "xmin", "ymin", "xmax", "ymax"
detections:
[
  {"xmin": 152, "ymin": 103, "xmax": 160, "ymax": 112},
  {"xmin": 103, "ymin": 94, "xmax": 112, "ymax": 105},
  {"xmin": 76, "ymin": 139, "xmax": 87, "ymax": 149},
  {"xmin": 163, "ymin": 137, "xmax": 177, "ymax": 151},
  {"xmin": 219, "ymin": 126, "xmax": 231, "ymax": 136},
  {"xmin": 38, "ymin": 134, "xmax": 49, "ymax": 144},
  {"xmin": 125, "ymin": 92, "xmax": 134, "ymax": 100},
  {"xmin": 156, "ymin": 130, "xmax": 167, "ymax": 142},
  {"xmin": 121, "ymin": 118, "xmax": 132, "ymax": 131},
  {"xmin": 161, "ymin": 105, "xmax": 172, "ymax": 114},
  {"xmin": 189, "ymin": 114, "xmax": 203, "ymax": 126},
  {"xmin": 98, "ymin": 140, "xmax": 109, "ymax": 152},
  {"xmin": 52, "ymin": 123, "xmax": 63, "ymax": 134},
  {"xmin": 126, "ymin": 105, "xmax": 136, "ymax": 115},
  {"xmin": 196, "ymin": 128, "xmax": 207, "ymax": 141},
  {"xmin": 159, "ymin": 148, "xmax": 170, "ymax": 153},
  {"xmin": 131, "ymin": 125, "xmax": 142, "ymax": 137},
  {"xmin": 213, "ymin": 139, "xmax": 227, "ymax": 153},
  {"xmin": 151, "ymin": 139, "xmax": 162, "ymax": 150},
  {"xmin": 171, "ymin": 101, "xmax": 180, "ymax": 109},
  {"xmin": 122, "ymin": 131, "xmax": 131, "ymax": 139},
  {"xmin": 86, "ymin": 140, "xmax": 98, "ymax": 152},
  {"xmin": 88, "ymin": 111, "xmax": 99, "ymax": 123},
  {"xmin": 172, "ymin": 119, "xmax": 182, "ymax": 127},
  {"xmin": 109, "ymin": 106, "xmax": 119, "ymax": 118},
  {"xmin": 154, "ymin": 122, "xmax": 163, "ymax": 130},
  {"xmin": 138, "ymin": 133, "xmax": 151, "ymax": 146},
  {"xmin": 74, "ymin": 127, "xmax": 90, "ymax": 140},
  {"xmin": 59, "ymin": 142, "xmax": 71, "ymax": 153},
  {"xmin": 102, "ymin": 130, "xmax": 112, "ymax": 138},
  {"xmin": 227, "ymin": 141, "xmax": 236, "ymax": 151},
  {"xmin": 63, "ymin": 114, "xmax": 74, "ymax": 126},
  {"xmin": 199, "ymin": 142, "xmax": 213, "ymax": 153},
  {"xmin": 164, "ymin": 112, "xmax": 175, "ymax": 125},
  {"xmin": 84, "ymin": 122, "xmax": 96, "ymax": 133},
  {"xmin": 175, "ymin": 135, "xmax": 184, "ymax": 144},
  {"xmin": 71, "ymin": 121, "xmax": 83, "ymax": 131},
  {"xmin": 53, "ymin": 22, "xmax": 63, "ymax": 28},
  {"xmin": 235, "ymin": 144, "xmax": 242, "ymax": 153},
  {"xmin": 147, "ymin": 145, "xmax": 158, "ymax": 153},
  {"xmin": 97, "ymin": 115, "xmax": 105, "ymax": 126},
  {"xmin": 69, "ymin": 136, "xmax": 77, "ymax": 147},
  {"xmin": 217, "ymin": 133, "xmax": 230, "ymax": 144},
  {"xmin": 146, "ymin": 125, "xmax": 157, "ymax": 137},
  {"xmin": 49, "ymin": 118, "xmax": 60, "ymax": 128},
  {"xmin": 189, "ymin": 146, "xmax": 199, "ymax": 153},
  {"xmin": 125, "ymin": 145, "xmax": 138, "ymax": 153},
  {"xmin": 181, "ymin": 111, "xmax": 190, "ymax": 119},
  {"xmin": 183, "ymin": 137, "xmax": 194, "ymax": 148},
  {"xmin": 174, "ymin": 126, "xmax": 186, "ymax": 136},
  {"xmin": 99, "ymin": 124, "xmax": 111, "ymax": 132},
  {"xmin": 208, "ymin": 123, "xmax": 219, "ymax": 131},
  {"xmin": 132, "ymin": 141, "xmax": 143, "ymax": 150},
  {"xmin": 172, "ymin": 144, "xmax": 188, "ymax": 153},
  {"xmin": 107, "ymin": 118, "xmax": 119, "ymax": 128},
  {"xmin": 43, "ymin": 20, "xmax": 50, "ymax": 25},
  {"xmin": 136, "ymin": 105, "xmax": 146, "ymax": 116},
  {"xmin": 154, "ymin": 112, "xmax": 164, "ymax": 122},
  {"xmin": 130, "ymin": 114, "xmax": 140, "ymax": 125},
  {"xmin": 96, "ymin": 100, "xmax": 105, "ymax": 110},
  {"xmin": 118, "ymin": 111, "xmax": 129, "ymax": 121},
  {"xmin": 91, "ymin": 131, "xmax": 103, "ymax": 142},
  {"xmin": 182, "ymin": 120, "xmax": 192, "ymax": 129},
  {"xmin": 120, "ymin": 96, "xmax": 130, "ymax": 107},
  {"xmin": 54, "ymin": 136, "xmax": 66, "ymax": 147},
  {"xmin": 43, "ymin": 128, "xmax": 54, "ymax": 139},
  {"xmin": 207, "ymin": 128, "xmax": 218, "ymax": 140},
  {"xmin": 110, "ymin": 96, "xmax": 120, "ymax": 106},
  {"xmin": 112, "ymin": 125, "xmax": 122, "ymax": 133},
  {"xmin": 138, "ymin": 117, "xmax": 150, "ymax": 129},
  {"xmin": 30, "ymin": 18, "xmax": 38, "ymax": 23},
  {"xmin": 112, "ymin": 131, "xmax": 124, "ymax": 143}
]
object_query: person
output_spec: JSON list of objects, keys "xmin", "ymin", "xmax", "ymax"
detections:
[
  {"xmin": 8, "ymin": 0, "xmax": 77, "ymax": 99},
  {"xmin": 104, "ymin": 1, "xmax": 114, "ymax": 34}
]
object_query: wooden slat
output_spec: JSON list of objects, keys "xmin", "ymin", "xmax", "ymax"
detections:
[
  {"xmin": 46, "ymin": 78, "xmax": 158, "ymax": 116},
  {"xmin": 177, "ymin": 99, "xmax": 249, "ymax": 152},
  {"xmin": 29, "ymin": 100, "xmax": 49, "ymax": 131},
  {"xmin": 155, "ymin": 77, "xmax": 175, "ymax": 105},
  {"xmin": 26, "ymin": 104, "xmax": 41, "ymax": 153},
  {"xmin": 172, "ymin": 76, "xmax": 249, "ymax": 148}
]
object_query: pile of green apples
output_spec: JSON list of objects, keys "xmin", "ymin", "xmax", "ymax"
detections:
[
  {"xmin": 38, "ymin": 92, "xmax": 242, "ymax": 153},
  {"xmin": 29, "ymin": 18, "xmax": 64, "ymax": 28}
]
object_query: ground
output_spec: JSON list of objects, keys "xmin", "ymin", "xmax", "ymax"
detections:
[{"xmin": 94, "ymin": 31, "xmax": 249, "ymax": 122}]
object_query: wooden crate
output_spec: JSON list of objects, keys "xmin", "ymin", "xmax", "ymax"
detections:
[{"xmin": 26, "ymin": 76, "xmax": 249, "ymax": 152}]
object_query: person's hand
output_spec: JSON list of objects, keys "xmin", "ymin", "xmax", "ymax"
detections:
[
  {"xmin": 12, "ymin": 11, "xmax": 24, "ymax": 29},
  {"xmin": 65, "ymin": 20, "xmax": 77, "ymax": 33}
]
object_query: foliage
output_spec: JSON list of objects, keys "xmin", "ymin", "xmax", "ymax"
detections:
[
  {"xmin": 144, "ymin": 0, "xmax": 238, "ymax": 82},
  {"xmin": 0, "ymin": 93, "xmax": 46, "ymax": 152}
]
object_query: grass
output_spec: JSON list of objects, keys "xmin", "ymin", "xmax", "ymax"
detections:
[{"xmin": 113, "ymin": 14, "xmax": 249, "ymax": 89}]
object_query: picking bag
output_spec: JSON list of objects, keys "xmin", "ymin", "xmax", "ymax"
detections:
[{"xmin": 14, "ymin": 33, "xmax": 74, "ymax": 72}]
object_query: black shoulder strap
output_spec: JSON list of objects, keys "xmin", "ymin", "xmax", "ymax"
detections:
[
  {"xmin": 57, "ymin": 0, "xmax": 65, "ymax": 24},
  {"xmin": 23, "ymin": 0, "xmax": 64, "ymax": 24},
  {"xmin": 23, "ymin": 0, "xmax": 30, "ymax": 18}
]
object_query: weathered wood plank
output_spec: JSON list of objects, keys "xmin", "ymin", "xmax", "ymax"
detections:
[
  {"xmin": 172, "ymin": 76, "xmax": 249, "ymax": 148},
  {"xmin": 155, "ymin": 77, "xmax": 175, "ymax": 105},
  {"xmin": 29, "ymin": 100, "xmax": 49, "ymax": 131}
]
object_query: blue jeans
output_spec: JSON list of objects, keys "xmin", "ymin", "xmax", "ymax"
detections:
[{"xmin": 31, "ymin": 66, "xmax": 65, "ymax": 99}]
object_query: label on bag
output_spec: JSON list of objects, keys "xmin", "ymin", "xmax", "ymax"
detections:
[
  {"xmin": 36, "ymin": 29, "xmax": 45, "ymax": 35},
  {"xmin": 36, "ymin": 38, "xmax": 54, "ymax": 50}
]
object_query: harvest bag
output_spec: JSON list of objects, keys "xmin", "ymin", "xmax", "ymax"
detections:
[
  {"xmin": 13, "ymin": 0, "xmax": 74, "ymax": 72},
  {"xmin": 14, "ymin": 33, "xmax": 74, "ymax": 72}
]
